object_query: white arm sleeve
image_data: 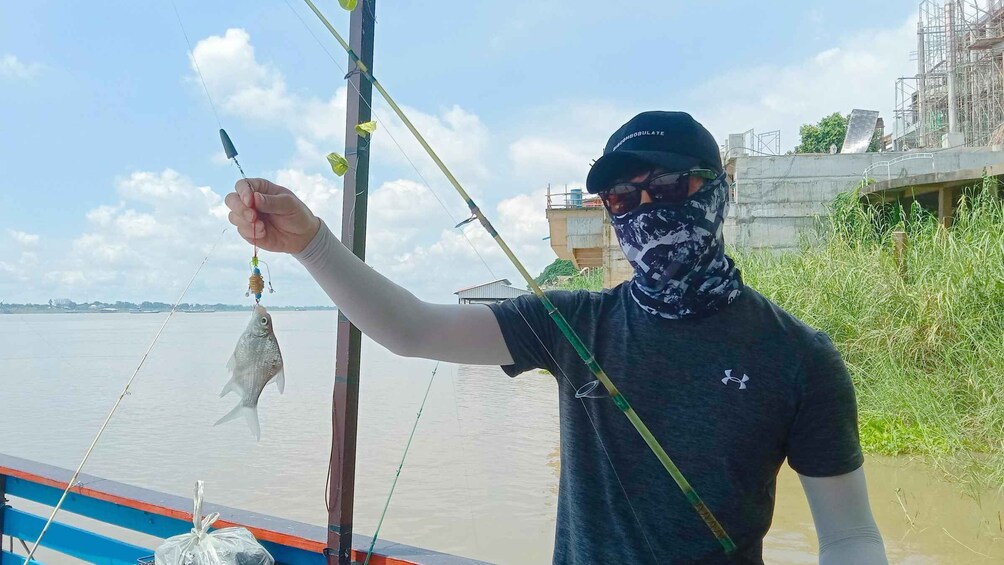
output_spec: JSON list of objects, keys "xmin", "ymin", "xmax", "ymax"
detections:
[
  {"xmin": 798, "ymin": 466, "xmax": 888, "ymax": 565},
  {"xmin": 293, "ymin": 220, "xmax": 514, "ymax": 365}
]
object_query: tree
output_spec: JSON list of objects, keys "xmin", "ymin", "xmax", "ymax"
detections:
[
  {"xmin": 794, "ymin": 112, "xmax": 883, "ymax": 154},
  {"xmin": 795, "ymin": 112, "xmax": 848, "ymax": 154},
  {"xmin": 534, "ymin": 259, "xmax": 576, "ymax": 287}
]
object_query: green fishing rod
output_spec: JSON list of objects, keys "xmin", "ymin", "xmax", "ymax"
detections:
[{"xmin": 301, "ymin": 0, "xmax": 735, "ymax": 554}]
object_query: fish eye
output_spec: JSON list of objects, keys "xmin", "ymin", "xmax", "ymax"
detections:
[{"xmin": 260, "ymin": 317, "xmax": 268, "ymax": 325}]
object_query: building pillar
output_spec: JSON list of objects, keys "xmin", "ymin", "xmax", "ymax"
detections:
[{"xmin": 938, "ymin": 186, "xmax": 954, "ymax": 228}]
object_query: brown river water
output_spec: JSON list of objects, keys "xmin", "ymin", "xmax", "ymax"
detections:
[{"xmin": 0, "ymin": 311, "xmax": 1000, "ymax": 563}]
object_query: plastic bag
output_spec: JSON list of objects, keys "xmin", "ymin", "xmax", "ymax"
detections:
[{"xmin": 155, "ymin": 481, "xmax": 274, "ymax": 565}]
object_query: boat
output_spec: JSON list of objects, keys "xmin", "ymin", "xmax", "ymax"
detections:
[
  {"xmin": 1, "ymin": 3, "xmax": 486, "ymax": 564},
  {"xmin": 0, "ymin": 453, "xmax": 485, "ymax": 565}
]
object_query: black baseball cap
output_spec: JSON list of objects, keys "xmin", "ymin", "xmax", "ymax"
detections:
[{"xmin": 585, "ymin": 111, "xmax": 723, "ymax": 193}]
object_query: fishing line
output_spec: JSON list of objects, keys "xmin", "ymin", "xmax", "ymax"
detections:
[
  {"xmin": 171, "ymin": 1, "xmax": 264, "ymax": 280},
  {"xmin": 447, "ymin": 365, "xmax": 482, "ymax": 551},
  {"xmin": 281, "ymin": 2, "xmax": 679, "ymax": 558},
  {"xmin": 170, "ymin": 0, "xmax": 223, "ymax": 130},
  {"xmin": 282, "ymin": 0, "xmax": 499, "ymax": 279},
  {"xmin": 362, "ymin": 362, "xmax": 438, "ymax": 565},
  {"xmin": 296, "ymin": 0, "xmax": 735, "ymax": 555},
  {"xmin": 23, "ymin": 228, "xmax": 229, "ymax": 562},
  {"xmin": 281, "ymin": 4, "xmax": 504, "ymax": 542}
]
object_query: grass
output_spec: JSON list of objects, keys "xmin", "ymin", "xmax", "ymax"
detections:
[
  {"xmin": 556, "ymin": 267, "xmax": 604, "ymax": 292},
  {"xmin": 559, "ymin": 178, "xmax": 1004, "ymax": 490}
]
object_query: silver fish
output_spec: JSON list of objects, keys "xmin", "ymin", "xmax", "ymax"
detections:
[{"xmin": 215, "ymin": 305, "xmax": 284, "ymax": 440}]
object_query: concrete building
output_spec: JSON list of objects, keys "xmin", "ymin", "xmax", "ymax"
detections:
[
  {"xmin": 454, "ymin": 279, "xmax": 530, "ymax": 305},
  {"xmin": 544, "ymin": 147, "xmax": 1004, "ymax": 287},
  {"xmin": 726, "ymin": 147, "xmax": 1004, "ymax": 250},
  {"xmin": 892, "ymin": 0, "xmax": 1004, "ymax": 151},
  {"xmin": 545, "ymin": 187, "xmax": 633, "ymax": 288}
]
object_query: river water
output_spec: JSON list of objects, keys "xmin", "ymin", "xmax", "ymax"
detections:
[{"xmin": 0, "ymin": 311, "xmax": 1000, "ymax": 564}]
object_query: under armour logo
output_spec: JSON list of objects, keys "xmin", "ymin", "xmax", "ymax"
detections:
[{"xmin": 721, "ymin": 369, "xmax": 749, "ymax": 390}]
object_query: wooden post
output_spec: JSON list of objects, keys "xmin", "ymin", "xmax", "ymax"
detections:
[
  {"xmin": 327, "ymin": 2, "xmax": 376, "ymax": 564},
  {"xmin": 937, "ymin": 186, "xmax": 954, "ymax": 228},
  {"xmin": 892, "ymin": 230, "xmax": 908, "ymax": 279}
]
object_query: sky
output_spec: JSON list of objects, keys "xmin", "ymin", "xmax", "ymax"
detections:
[{"xmin": 0, "ymin": 0, "xmax": 921, "ymax": 306}]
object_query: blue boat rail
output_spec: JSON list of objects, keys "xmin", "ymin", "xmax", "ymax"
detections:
[{"xmin": 0, "ymin": 453, "xmax": 486, "ymax": 565}]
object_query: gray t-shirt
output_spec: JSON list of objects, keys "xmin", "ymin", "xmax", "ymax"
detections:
[{"xmin": 489, "ymin": 283, "xmax": 863, "ymax": 564}]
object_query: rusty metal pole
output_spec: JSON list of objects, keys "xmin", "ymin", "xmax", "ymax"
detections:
[
  {"xmin": 892, "ymin": 230, "xmax": 908, "ymax": 280},
  {"xmin": 327, "ymin": 2, "xmax": 376, "ymax": 564}
]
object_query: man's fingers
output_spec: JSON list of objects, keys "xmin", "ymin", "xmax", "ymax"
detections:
[
  {"xmin": 253, "ymin": 191, "xmax": 298, "ymax": 215},
  {"xmin": 234, "ymin": 178, "xmax": 290, "ymax": 207},
  {"xmin": 236, "ymin": 222, "xmax": 266, "ymax": 242},
  {"xmin": 225, "ymin": 192, "xmax": 246, "ymax": 213}
]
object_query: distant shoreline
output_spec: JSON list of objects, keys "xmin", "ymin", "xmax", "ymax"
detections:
[{"xmin": 0, "ymin": 305, "xmax": 336, "ymax": 314}]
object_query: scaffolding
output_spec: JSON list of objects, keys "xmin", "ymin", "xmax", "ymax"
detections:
[
  {"xmin": 721, "ymin": 128, "xmax": 782, "ymax": 159},
  {"xmin": 893, "ymin": 0, "xmax": 1004, "ymax": 149}
]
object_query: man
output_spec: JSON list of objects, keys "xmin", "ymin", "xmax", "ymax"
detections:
[{"xmin": 225, "ymin": 111, "xmax": 887, "ymax": 564}]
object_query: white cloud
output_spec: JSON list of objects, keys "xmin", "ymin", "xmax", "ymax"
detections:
[
  {"xmin": 367, "ymin": 186, "xmax": 555, "ymax": 300},
  {"xmin": 189, "ymin": 29, "xmax": 491, "ymax": 190},
  {"xmin": 8, "ymin": 230, "xmax": 40, "ymax": 246},
  {"xmin": 0, "ymin": 54, "xmax": 40, "ymax": 79},
  {"xmin": 86, "ymin": 205, "xmax": 123, "ymax": 227},
  {"xmin": 189, "ymin": 29, "xmax": 294, "ymax": 122},
  {"xmin": 273, "ymin": 168, "xmax": 343, "ymax": 226},
  {"xmin": 690, "ymin": 16, "xmax": 918, "ymax": 150},
  {"xmin": 17, "ymin": 17, "xmax": 922, "ymax": 305},
  {"xmin": 508, "ymin": 137, "xmax": 590, "ymax": 188},
  {"xmin": 25, "ymin": 169, "xmax": 252, "ymax": 303}
]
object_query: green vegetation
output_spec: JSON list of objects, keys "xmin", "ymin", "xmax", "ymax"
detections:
[
  {"xmin": 552, "ymin": 178, "xmax": 1004, "ymax": 488},
  {"xmin": 534, "ymin": 259, "xmax": 577, "ymax": 287},
  {"xmin": 555, "ymin": 267, "xmax": 603, "ymax": 291},
  {"xmin": 794, "ymin": 112, "xmax": 881, "ymax": 154},
  {"xmin": 734, "ymin": 177, "xmax": 1003, "ymax": 489}
]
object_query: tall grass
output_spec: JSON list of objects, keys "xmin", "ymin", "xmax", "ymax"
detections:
[
  {"xmin": 558, "ymin": 179, "xmax": 1004, "ymax": 489},
  {"xmin": 734, "ymin": 177, "xmax": 1004, "ymax": 490},
  {"xmin": 556, "ymin": 267, "xmax": 604, "ymax": 291}
]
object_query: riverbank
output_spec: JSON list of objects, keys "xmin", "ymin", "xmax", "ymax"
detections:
[{"xmin": 558, "ymin": 182, "xmax": 1004, "ymax": 491}]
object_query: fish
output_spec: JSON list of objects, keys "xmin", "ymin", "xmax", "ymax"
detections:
[{"xmin": 215, "ymin": 305, "xmax": 284, "ymax": 440}]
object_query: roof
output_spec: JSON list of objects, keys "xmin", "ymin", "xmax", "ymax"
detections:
[
  {"xmin": 454, "ymin": 279, "xmax": 530, "ymax": 300},
  {"xmin": 453, "ymin": 278, "xmax": 511, "ymax": 294}
]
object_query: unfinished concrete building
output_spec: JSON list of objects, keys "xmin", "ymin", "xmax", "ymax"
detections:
[{"xmin": 893, "ymin": 0, "xmax": 1004, "ymax": 150}]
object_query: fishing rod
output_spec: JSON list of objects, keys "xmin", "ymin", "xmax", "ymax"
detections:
[
  {"xmin": 363, "ymin": 363, "xmax": 438, "ymax": 565},
  {"xmin": 22, "ymin": 230, "xmax": 228, "ymax": 562},
  {"xmin": 300, "ymin": 0, "xmax": 735, "ymax": 553}
]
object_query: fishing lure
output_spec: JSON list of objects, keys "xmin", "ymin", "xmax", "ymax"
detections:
[
  {"xmin": 218, "ymin": 129, "xmax": 284, "ymax": 440},
  {"xmin": 220, "ymin": 129, "xmax": 275, "ymax": 303}
]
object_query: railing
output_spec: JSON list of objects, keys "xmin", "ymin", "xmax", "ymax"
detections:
[
  {"xmin": 0, "ymin": 453, "xmax": 484, "ymax": 565},
  {"xmin": 545, "ymin": 187, "xmax": 603, "ymax": 210},
  {"xmin": 862, "ymin": 153, "xmax": 935, "ymax": 182}
]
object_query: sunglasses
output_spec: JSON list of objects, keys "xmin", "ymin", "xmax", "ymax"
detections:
[{"xmin": 599, "ymin": 169, "xmax": 718, "ymax": 216}]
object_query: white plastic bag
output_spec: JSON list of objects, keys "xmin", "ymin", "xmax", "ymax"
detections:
[{"xmin": 155, "ymin": 481, "xmax": 274, "ymax": 565}]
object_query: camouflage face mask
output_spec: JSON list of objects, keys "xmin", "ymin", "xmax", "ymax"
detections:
[{"xmin": 609, "ymin": 172, "xmax": 743, "ymax": 319}]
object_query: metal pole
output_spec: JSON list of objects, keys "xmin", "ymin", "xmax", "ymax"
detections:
[
  {"xmin": 946, "ymin": 2, "xmax": 959, "ymax": 135},
  {"xmin": 327, "ymin": 2, "xmax": 375, "ymax": 564},
  {"xmin": 917, "ymin": 20, "xmax": 927, "ymax": 147}
]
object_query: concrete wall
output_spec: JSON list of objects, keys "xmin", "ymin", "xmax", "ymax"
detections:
[
  {"xmin": 725, "ymin": 148, "xmax": 1004, "ymax": 250},
  {"xmin": 602, "ymin": 223, "xmax": 634, "ymax": 287},
  {"xmin": 546, "ymin": 207, "xmax": 633, "ymax": 287},
  {"xmin": 546, "ymin": 208, "xmax": 605, "ymax": 267}
]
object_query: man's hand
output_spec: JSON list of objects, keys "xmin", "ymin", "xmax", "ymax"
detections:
[{"xmin": 225, "ymin": 178, "xmax": 321, "ymax": 254}]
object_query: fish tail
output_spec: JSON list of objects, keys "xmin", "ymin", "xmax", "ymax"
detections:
[{"xmin": 214, "ymin": 403, "xmax": 261, "ymax": 441}]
